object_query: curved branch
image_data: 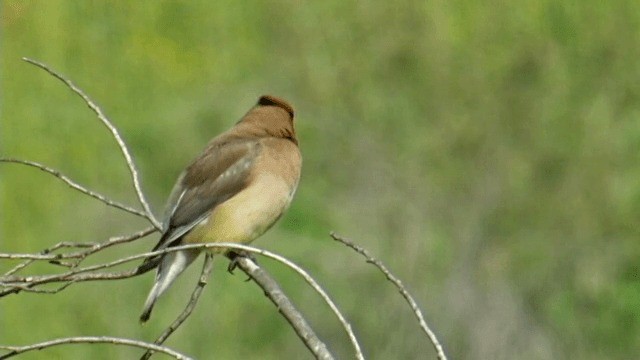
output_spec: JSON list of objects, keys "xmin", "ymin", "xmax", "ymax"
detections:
[
  {"xmin": 21, "ymin": 57, "xmax": 161, "ymax": 230},
  {"xmin": 0, "ymin": 336, "xmax": 192, "ymax": 360},
  {"xmin": 330, "ymin": 232, "xmax": 448, "ymax": 360}
]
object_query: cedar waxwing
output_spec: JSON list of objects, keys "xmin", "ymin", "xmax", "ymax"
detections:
[{"xmin": 139, "ymin": 95, "xmax": 301, "ymax": 322}]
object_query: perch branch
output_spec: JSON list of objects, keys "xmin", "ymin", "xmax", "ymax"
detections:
[{"xmin": 234, "ymin": 255, "xmax": 335, "ymax": 360}]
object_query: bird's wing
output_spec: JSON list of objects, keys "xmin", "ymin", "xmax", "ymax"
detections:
[{"xmin": 152, "ymin": 138, "xmax": 260, "ymax": 251}]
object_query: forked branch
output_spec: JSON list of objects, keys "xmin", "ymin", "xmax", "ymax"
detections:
[{"xmin": 1, "ymin": 58, "xmax": 447, "ymax": 360}]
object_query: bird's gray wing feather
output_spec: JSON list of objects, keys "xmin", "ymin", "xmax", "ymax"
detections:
[{"xmin": 151, "ymin": 138, "xmax": 260, "ymax": 252}]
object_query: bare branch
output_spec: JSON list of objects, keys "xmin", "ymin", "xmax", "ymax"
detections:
[
  {"xmin": 6, "ymin": 58, "xmax": 372, "ymax": 359},
  {"xmin": 0, "ymin": 281, "xmax": 74, "ymax": 294},
  {"xmin": 54, "ymin": 227, "xmax": 156, "ymax": 263},
  {"xmin": 140, "ymin": 253, "xmax": 215, "ymax": 360},
  {"xmin": 3, "ymin": 259, "xmax": 35, "ymax": 277},
  {"xmin": 233, "ymin": 255, "xmax": 335, "ymax": 360},
  {"xmin": 21, "ymin": 57, "xmax": 161, "ymax": 230},
  {"xmin": 1, "ymin": 227, "xmax": 154, "ymax": 262},
  {"xmin": 216, "ymin": 245, "xmax": 364, "ymax": 360},
  {"xmin": 330, "ymin": 232, "xmax": 448, "ymax": 360},
  {"xmin": 2, "ymin": 227, "xmax": 156, "ymax": 279},
  {"xmin": 0, "ymin": 336, "xmax": 192, "ymax": 360},
  {"xmin": 0, "ymin": 269, "xmax": 138, "ymax": 297},
  {"xmin": 0, "ymin": 158, "xmax": 148, "ymax": 220},
  {"xmin": 1, "ymin": 243, "xmax": 364, "ymax": 359}
]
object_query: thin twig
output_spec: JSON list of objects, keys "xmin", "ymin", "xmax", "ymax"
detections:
[
  {"xmin": 3, "ymin": 259, "xmax": 35, "ymax": 277},
  {"xmin": 2, "ymin": 227, "xmax": 156, "ymax": 278},
  {"xmin": 140, "ymin": 253, "xmax": 215, "ymax": 360},
  {"xmin": 0, "ymin": 158, "xmax": 148, "ymax": 219},
  {"xmin": 46, "ymin": 227, "xmax": 156, "ymax": 268},
  {"xmin": 21, "ymin": 57, "xmax": 161, "ymax": 230},
  {"xmin": 330, "ymin": 232, "xmax": 447, "ymax": 360},
  {"xmin": 0, "ymin": 336, "xmax": 192, "ymax": 360},
  {"xmin": 234, "ymin": 256, "xmax": 335, "ymax": 360},
  {"xmin": 0, "ymin": 281, "xmax": 74, "ymax": 294},
  {"xmin": 54, "ymin": 227, "xmax": 156, "ymax": 264},
  {"xmin": 0, "ymin": 269, "xmax": 139, "ymax": 297}
]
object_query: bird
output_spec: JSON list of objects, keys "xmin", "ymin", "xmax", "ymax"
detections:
[{"xmin": 139, "ymin": 95, "xmax": 301, "ymax": 323}]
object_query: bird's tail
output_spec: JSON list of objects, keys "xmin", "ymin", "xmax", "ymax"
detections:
[{"xmin": 139, "ymin": 249, "xmax": 201, "ymax": 323}]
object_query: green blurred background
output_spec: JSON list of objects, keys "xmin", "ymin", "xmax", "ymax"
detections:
[{"xmin": 2, "ymin": 1, "xmax": 640, "ymax": 359}]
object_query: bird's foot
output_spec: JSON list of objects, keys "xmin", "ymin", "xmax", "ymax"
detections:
[{"xmin": 226, "ymin": 250, "xmax": 258, "ymax": 276}]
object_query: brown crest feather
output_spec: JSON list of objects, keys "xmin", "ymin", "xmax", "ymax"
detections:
[{"xmin": 258, "ymin": 95, "xmax": 294, "ymax": 118}]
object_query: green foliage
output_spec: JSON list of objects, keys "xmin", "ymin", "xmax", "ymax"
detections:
[{"xmin": 2, "ymin": 1, "xmax": 639, "ymax": 359}]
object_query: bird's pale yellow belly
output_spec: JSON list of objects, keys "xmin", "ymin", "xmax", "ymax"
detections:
[{"xmin": 182, "ymin": 173, "xmax": 294, "ymax": 250}]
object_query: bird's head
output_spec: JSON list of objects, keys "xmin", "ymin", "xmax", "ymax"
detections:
[{"xmin": 237, "ymin": 95, "xmax": 297, "ymax": 144}]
